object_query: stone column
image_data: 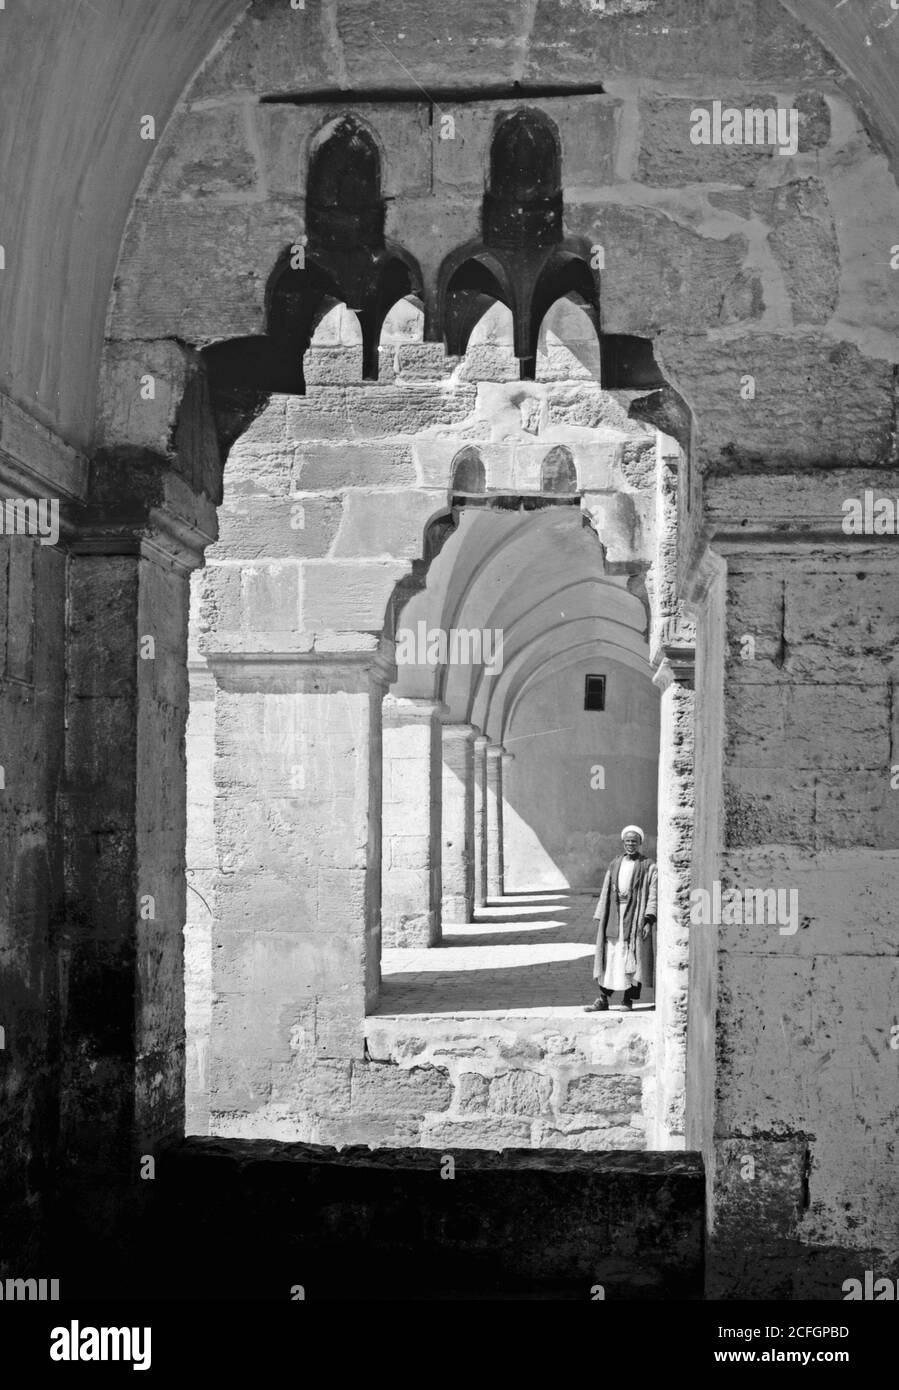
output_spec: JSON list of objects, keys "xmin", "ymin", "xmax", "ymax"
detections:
[
  {"xmin": 203, "ymin": 644, "xmax": 395, "ymax": 1131},
  {"xmin": 60, "ymin": 480, "xmax": 215, "ymax": 1221},
  {"xmin": 381, "ymin": 695, "xmax": 445, "ymax": 947},
  {"xmin": 500, "ymin": 749, "xmax": 515, "ymax": 894},
  {"xmin": 184, "ymin": 646, "xmax": 216, "ymax": 1137},
  {"xmin": 650, "ymin": 621, "xmax": 695, "ymax": 1151},
  {"xmin": 485, "ymin": 744, "xmax": 505, "ymax": 900},
  {"xmin": 473, "ymin": 733, "xmax": 489, "ymax": 909},
  {"xmin": 441, "ymin": 722, "xmax": 476, "ymax": 923}
]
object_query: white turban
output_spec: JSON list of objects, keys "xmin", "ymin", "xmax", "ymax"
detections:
[{"xmin": 621, "ymin": 825, "xmax": 644, "ymax": 842}]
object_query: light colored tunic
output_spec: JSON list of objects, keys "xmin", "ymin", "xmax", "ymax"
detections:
[{"xmin": 602, "ymin": 856, "xmax": 637, "ymax": 992}]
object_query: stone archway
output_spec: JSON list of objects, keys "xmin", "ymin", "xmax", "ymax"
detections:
[{"xmin": 70, "ymin": 0, "xmax": 899, "ymax": 1296}]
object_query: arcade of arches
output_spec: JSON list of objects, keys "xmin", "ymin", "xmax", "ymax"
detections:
[
  {"xmin": 3, "ymin": 0, "xmax": 899, "ymax": 1300},
  {"xmin": 184, "ymin": 294, "xmax": 684, "ymax": 1153}
]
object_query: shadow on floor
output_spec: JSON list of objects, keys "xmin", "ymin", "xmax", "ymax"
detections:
[{"xmin": 380, "ymin": 890, "xmax": 655, "ymax": 1015}]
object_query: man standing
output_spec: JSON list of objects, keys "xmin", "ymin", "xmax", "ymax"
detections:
[{"xmin": 585, "ymin": 825, "xmax": 657, "ymax": 1012}]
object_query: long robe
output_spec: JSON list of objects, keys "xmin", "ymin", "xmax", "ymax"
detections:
[{"xmin": 592, "ymin": 853, "xmax": 658, "ymax": 988}]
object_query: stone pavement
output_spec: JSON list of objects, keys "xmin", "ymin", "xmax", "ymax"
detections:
[{"xmin": 378, "ymin": 890, "xmax": 656, "ymax": 1017}]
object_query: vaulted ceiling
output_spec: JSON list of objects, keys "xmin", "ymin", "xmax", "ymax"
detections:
[{"xmin": 392, "ymin": 505, "xmax": 650, "ymax": 743}]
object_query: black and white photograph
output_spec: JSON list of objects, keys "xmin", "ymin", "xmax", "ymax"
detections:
[{"xmin": 1, "ymin": 0, "xmax": 898, "ymax": 1364}]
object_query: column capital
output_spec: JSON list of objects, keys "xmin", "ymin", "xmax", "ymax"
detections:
[
  {"xmin": 473, "ymin": 733, "xmax": 490, "ymax": 751},
  {"xmin": 69, "ymin": 455, "xmax": 218, "ymax": 574},
  {"xmin": 651, "ymin": 615, "xmax": 696, "ymax": 690},
  {"xmin": 382, "ymin": 695, "xmax": 448, "ymax": 724},
  {"xmin": 441, "ymin": 721, "xmax": 478, "ymax": 742},
  {"xmin": 486, "ymin": 743, "xmax": 505, "ymax": 760}
]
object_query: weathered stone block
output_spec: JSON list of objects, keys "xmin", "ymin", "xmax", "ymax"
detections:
[
  {"xmin": 331, "ymin": 490, "xmax": 438, "ymax": 558},
  {"xmin": 242, "ymin": 562, "xmax": 302, "ymax": 631},
  {"xmin": 639, "ymin": 95, "xmax": 781, "ymax": 187},
  {"xmin": 339, "ymin": 0, "xmax": 522, "ymax": 89},
  {"xmin": 214, "ymin": 874, "xmax": 317, "ymax": 935},
  {"xmin": 212, "ymin": 497, "xmax": 343, "ymax": 560},
  {"xmin": 785, "ymin": 568, "xmax": 899, "ymax": 656},
  {"xmin": 302, "ymin": 560, "xmax": 408, "ymax": 631},
  {"xmin": 553, "ymin": 95, "xmax": 620, "ymax": 186},
  {"xmin": 560, "ymin": 1074, "xmax": 642, "ymax": 1114},
  {"xmin": 189, "ymin": 20, "xmax": 256, "ymax": 99},
  {"xmin": 534, "ymin": 1122, "xmax": 646, "ymax": 1151},
  {"xmin": 660, "ymin": 335, "xmax": 894, "ymax": 468},
  {"xmin": 144, "ymin": 106, "xmax": 258, "ymax": 200},
  {"xmin": 811, "ymin": 772, "xmax": 899, "ymax": 850},
  {"xmin": 293, "ymin": 442, "xmax": 416, "ymax": 490},
  {"xmin": 317, "ymin": 869, "xmax": 367, "ymax": 929},
  {"xmin": 419, "ymin": 1116, "xmax": 532, "ymax": 1148},
  {"xmin": 394, "ymin": 343, "xmax": 457, "ymax": 381},
  {"xmin": 96, "ymin": 340, "xmax": 191, "ymax": 453},
  {"xmin": 248, "ymin": 0, "xmax": 345, "ymax": 95},
  {"xmin": 110, "ymin": 201, "xmax": 304, "ymax": 341},
  {"xmin": 456, "ymin": 345, "xmax": 520, "ymax": 383},
  {"xmin": 332, "ymin": 384, "xmax": 478, "ymax": 437},
  {"xmin": 350, "ymin": 1062, "xmax": 453, "ymax": 1114},
  {"xmin": 314, "ymin": 1116, "xmax": 424, "ymax": 1148},
  {"xmin": 761, "ymin": 178, "xmax": 839, "ymax": 325},
  {"xmin": 456, "ymin": 1072, "xmax": 490, "ymax": 1114},
  {"xmin": 306, "ymin": 1061, "xmax": 352, "ymax": 1117},
  {"xmin": 725, "ymin": 682, "xmax": 888, "ymax": 769},
  {"xmin": 525, "ymin": 0, "xmax": 835, "ymax": 85},
  {"xmin": 432, "ymin": 104, "xmax": 495, "ymax": 194},
  {"xmin": 488, "ymin": 1070, "xmax": 550, "ymax": 1116},
  {"xmin": 566, "ymin": 204, "xmax": 751, "ymax": 337},
  {"xmin": 724, "ymin": 769, "xmax": 817, "ymax": 846},
  {"xmin": 384, "ymin": 198, "xmax": 480, "ymax": 291},
  {"xmin": 304, "ymin": 348, "xmax": 363, "ymax": 385}
]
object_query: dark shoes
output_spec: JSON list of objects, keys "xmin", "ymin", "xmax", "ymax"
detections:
[{"xmin": 583, "ymin": 995, "xmax": 610, "ymax": 1012}]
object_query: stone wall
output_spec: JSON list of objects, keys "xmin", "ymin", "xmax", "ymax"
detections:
[
  {"xmin": 0, "ymin": 470, "xmax": 68, "ymax": 1265},
  {"xmin": 696, "ymin": 477, "xmax": 899, "ymax": 1296},
  {"xmin": 356, "ymin": 1014, "xmax": 654, "ymax": 1152},
  {"xmin": 93, "ymin": 1138, "xmax": 705, "ymax": 1301},
  {"xmin": 503, "ymin": 655, "xmax": 660, "ymax": 892}
]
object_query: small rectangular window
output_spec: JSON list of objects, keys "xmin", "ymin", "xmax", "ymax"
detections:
[{"xmin": 584, "ymin": 675, "xmax": 605, "ymax": 711}]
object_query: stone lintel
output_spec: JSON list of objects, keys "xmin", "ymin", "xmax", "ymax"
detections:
[
  {"xmin": 700, "ymin": 468, "xmax": 899, "ymax": 549},
  {"xmin": 204, "ymin": 648, "xmax": 397, "ymax": 693}
]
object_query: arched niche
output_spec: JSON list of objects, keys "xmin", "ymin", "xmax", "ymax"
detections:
[
  {"xmin": 307, "ymin": 113, "xmax": 385, "ymax": 249},
  {"xmin": 485, "ymin": 107, "xmax": 563, "ymax": 247},
  {"xmin": 451, "ymin": 445, "xmax": 487, "ymax": 495},
  {"xmin": 540, "ymin": 445, "xmax": 577, "ymax": 494}
]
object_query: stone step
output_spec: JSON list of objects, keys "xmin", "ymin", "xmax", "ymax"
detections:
[{"xmin": 357, "ymin": 1010, "xmax": 656, "ymax": 1151}]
